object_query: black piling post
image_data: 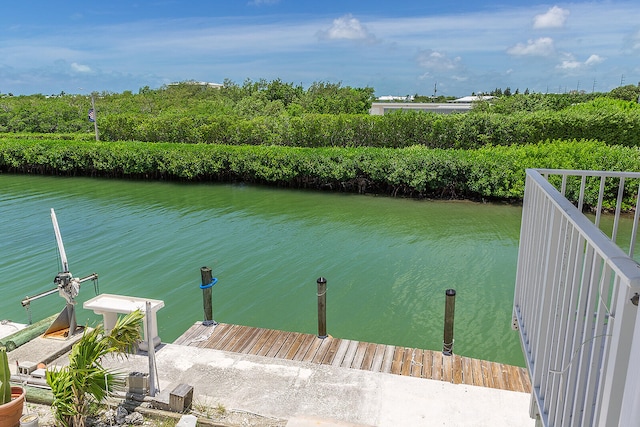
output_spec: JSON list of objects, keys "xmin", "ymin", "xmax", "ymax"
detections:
[
  {"xmin": 200, "ymin": 266, "xmax": 218, "ymax": 326},
  {"xmin": 316, "ymin": 277, "xmax": 327, "ymax": 338},
  {"xmin": 442, "ymin": 289, "xmax": 456, "ymax": 356}
]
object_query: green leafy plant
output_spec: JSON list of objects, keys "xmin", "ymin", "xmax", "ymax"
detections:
[
  {"xmin": 46, "ymin": 310, "xmax": 143, "ymax": 427},
  {"xmin": 0, "ymin": 347, "xmax": 11, "ymax": 405}
]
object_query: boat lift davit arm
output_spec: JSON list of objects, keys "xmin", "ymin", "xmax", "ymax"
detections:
[{"xmin": 21, "ymin": 209, "xmax": 98, "ymax": 338}]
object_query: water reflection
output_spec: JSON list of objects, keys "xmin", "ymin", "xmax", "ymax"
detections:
[{"xmin": 2, "ymin": 174, "xmax": 527, "ymax": 364}]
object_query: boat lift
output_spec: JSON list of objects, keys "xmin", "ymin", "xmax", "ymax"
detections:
[{"xmin": 21, "ymin": 208, "xmax": 98, "ymax": 338}]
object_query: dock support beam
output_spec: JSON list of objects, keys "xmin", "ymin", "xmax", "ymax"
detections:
[
  {"xmin": 316, "ymin": 277, "xmax": 327, "ymax": 338},
  {"xmin": 443, "ymin": 289, "xmax": 456, "ymax": 355},
  {"xmin": 200, "ymin": 267, "xmax": 217, "ymax": 326}
]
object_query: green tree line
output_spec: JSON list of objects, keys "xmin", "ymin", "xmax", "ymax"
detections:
[
  {"xmin": 1, "ymin": 138, "xmax": 638, "ymax": 208},
  {"xmin": 1, "ymin": 81, "xmax": 640, "ymax": 204},
  {"xmin": 2, "ymin": 82, "xmax": 639, "ymax": 149}
]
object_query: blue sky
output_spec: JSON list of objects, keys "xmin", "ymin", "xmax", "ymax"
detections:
[{"xmin": 1, "ymin": 1, "xmax": 639, "ymax": 97}]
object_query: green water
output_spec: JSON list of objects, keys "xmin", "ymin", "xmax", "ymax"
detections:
[{"xmin": 0, "ymin": 174, "xmax": 525, "ymax": 366}]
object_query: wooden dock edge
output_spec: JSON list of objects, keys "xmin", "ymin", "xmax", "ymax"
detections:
[{"xmin": 173, "ymin": 322, "xmax": 531, "ymax": 394}]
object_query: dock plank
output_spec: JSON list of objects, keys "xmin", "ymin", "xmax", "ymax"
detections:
[
  {"xmin": 233, "ymin": 327, "xmax": 264, "ymax": 353},
  {"xmin": 247, "ymin": 328, "xmax": 276, "ymax": 355},
  {"xmin": 370, "ymin": 345, "xmax": 385, "ymax": 373},
  {"xmin": 390, "ymin": 347, "xmax": 404, "ymax": 375},
  {"xmin": 453, "ymin": 354, "xmax": 463, "ymax": 385},
  {"xmin": 340, "ymin": 340, "xmax": 359, "ymax": 369},
  {"xmin": 275, "ymin": 332, "xmax": 302, "ymax": 359},
  {"xmin": 410, "ymin": 349, "xmax": 423, "ymax": 378},
  {"xmin": 202, "ymin": 323, "xmax": 234, "ymax": 348},
  {"xmin": 173, "ymin": 322, "xmax": 202, "ymax": 345},
  {"xmin": 265, "ymin": 331, "xmax": 291, "ymax": 358},
  {"xmin": 311, "ymin": 337, "xmax": 334, "ymax": 364},
  {"xmin": 461, "ymin": 355, "xmax": 473, "ymax": 385},
  {"xmin": 301, "ymin": 336, "xmax": 324, "ymax": 363},
  {"xmin": 331, "ymin": 340, "xmax": 351, "ymax": 367},
  {"xmin": 351, "ymin": 341, "xmax": 369, "ymax": 370},
  {"xmin": 359, "ymin": 343, "xmax": 376, "ymax": 371},
  {"xmin": 381, "ymin": 345, "xmax": 395, "ymax": 373},
  {"xmin": 401, "ymin": 348, "xmax": 413, "ymax": 377},
  {"xmin": 292, "ymin": 334, "xmax": 317, "ymax": 361},
  {"xmin": 481, "ymin": 360, "xmax": 495, "ymax": 389},
  {"xmin": 221, "ymin": 325, "xmax": 255, "ymax": 352},
  {"xmin": 174, "ymin": 323, "xmax": 530, "ymax": 394},
  {"xmin": 472, "ymin": 358, "xmax": 485, "ymax": 387},
  {"xmin": 320, "ymin": 337, "xmax": 342, "ymax": 365},
  {"xmin": 442, "ymin": 354, "xmax": 453, "ymax": 383},
  {"xmin": 432, "ymin": 351, "xmax": 443, "ymax": 381},
  {"xmin": 421, "ymin": 350, "xmax": 432, "ymax": 380}
]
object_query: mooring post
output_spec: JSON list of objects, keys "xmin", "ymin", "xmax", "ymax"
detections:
[
  {"xmin": 200, "ymin": 266, "xmax": 217, "ymax": 326},
  {"xmin": 146, "ymin": 301, "xmax": 158, "ymax": 397},
  {"xmin": 316, "ymin": 277, "xmax": 327, "ymax": 338},
  {"xmin": 442, "ymin": 289, "xmax": 456, "ymax": 356}
]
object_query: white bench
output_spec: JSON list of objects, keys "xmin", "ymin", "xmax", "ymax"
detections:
[{"xmin": 83, "ymin": 294, "xmax": 164, "ymax": 351}]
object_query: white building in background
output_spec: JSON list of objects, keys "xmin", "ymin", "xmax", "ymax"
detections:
[
  {"xmin": 377, "ymin": 95, "xmax": 415, "ymax": 102},
  {"xmin": 369, "ymin": 102, "xmax": 472, "ymax": 115},
  {"xmin": 168, "ymin": 81, "xmax": 223, "ymax": 89},
  {"xmin": 369, "ymin": 95, "xmax": 493, "ymax": 115},
  {"xmin": 451, "ymin": 95, "xmax": 494, "ymax": 103}
]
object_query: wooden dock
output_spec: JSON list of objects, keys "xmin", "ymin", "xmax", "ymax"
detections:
[{"xmin": 174, "ymin": 322, "xmax": 531, "ymax": 394}]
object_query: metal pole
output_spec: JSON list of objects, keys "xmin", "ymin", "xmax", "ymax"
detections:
[
  {"xmin": 200, "ymin": 266, "xmax": 217, "ymax": 326},
  {"xmin": 442, "ymin": 289, "xmax": 456, "ymax": 355},
  {"xmin": 316, "ymin": 277, "xmax": 327, "ymax": 338},
  {"xmin": 91, "ymin": 92, "xmax": 99, "ymax": 141},
  {"xmin": 146, "ymin": 301, "xmax": 158, "ymax": 397}
]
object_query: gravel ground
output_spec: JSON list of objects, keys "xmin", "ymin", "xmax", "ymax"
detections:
[{"xmin": 22, "ymin": 401, "xmax": 286, "ymax": 427}]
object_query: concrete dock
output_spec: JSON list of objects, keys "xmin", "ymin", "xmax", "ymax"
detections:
[
  {"xmin": 99, "ymin": 343, "xmax": 534, "ymax": 426},
  {"xmin": 7, "ymin": 323, "xmax": 535, "ymax": 426}
]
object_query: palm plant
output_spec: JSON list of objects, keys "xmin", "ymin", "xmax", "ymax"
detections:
[
  {"xmin": 46, "ymin": 310, "xmax": 144, "ymax": 427},
  {"xmin": 0, "ymin": 347, "xmax": 11, "ymax": 405}
]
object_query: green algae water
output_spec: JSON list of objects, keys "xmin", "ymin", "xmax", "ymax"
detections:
[{"xmin": 0, "ymin": 174, "xmax": 525, "ymax": 365}]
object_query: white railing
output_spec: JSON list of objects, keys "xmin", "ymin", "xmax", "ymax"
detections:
[{"xmin": 513, "ymin": 169, "xmax": 640, "ymax": 426}]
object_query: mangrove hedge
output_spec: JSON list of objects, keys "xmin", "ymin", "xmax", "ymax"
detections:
[{"xmin": 1, "ymin": 138, "xmax": 639, "ymax": 208}]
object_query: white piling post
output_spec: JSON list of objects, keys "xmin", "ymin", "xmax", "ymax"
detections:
[{"xmin": 146, "ymin": 301, "xmax": 158, "ymax": 396}]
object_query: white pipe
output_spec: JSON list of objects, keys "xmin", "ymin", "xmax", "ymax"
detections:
[{"xmin": 50, "ymin": 209, "xmax": 69, "ymax": 273}]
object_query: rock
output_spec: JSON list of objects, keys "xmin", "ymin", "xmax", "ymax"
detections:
[
  {"xmin": 103, "ymin": 408, "xmax": 116, "ymax": 424},
  {"xmin": 115, "ymin": 405, "xmax": 129, "ymax": 424},
  {"xmin": 125, "ymin": 411, "xmax": 145, "ymax": 425},
  {"xmin": 176, "ymin": 414, "xmax": 197, "ymax": 427}
]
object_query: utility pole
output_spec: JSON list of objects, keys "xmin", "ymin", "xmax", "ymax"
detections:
[{"xmin": 90, "ymin": 92, "xmax": 99, "ymax": 141}]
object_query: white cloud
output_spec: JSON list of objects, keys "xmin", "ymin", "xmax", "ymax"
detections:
[
  {"xmin": 507, "ymin": 37, "xmax": 555, "ymax": 56},
  {"xmin": 585, "ymin": 54, "xmax": 604, "ymax": 66},
  {"xmin": 557, "ymin": 53, "xmax": 604, "ymax": 71},
  {"xmin": 318, "ymin": 14, "xmax": 377, "ymax": 42},
  {"xmin": 71, "ymin": 62, "xmax": 91, "ymax": 73},
  {"xmin": 557, "ymin": 59, "xmax": 582, "ymax": 70},
  {"xmin": 533, "ymin": 6, "xmax": 570, "ymax": 29},
  {"xmin": 416, "ymin": 50, "xmax": 462, "ymax": 72}
]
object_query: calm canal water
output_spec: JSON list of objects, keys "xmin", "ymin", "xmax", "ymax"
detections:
[{"xmin": 0, "ymin": 174, "xmax": 526, "ymax": 366}]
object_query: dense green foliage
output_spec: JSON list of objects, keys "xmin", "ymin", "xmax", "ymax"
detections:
[
  {"xmin": 2, "ymin": 81, "xmax": 640, "ymax": 204},
  {"xmin": 1, "ymin": 137, "xmax": 638, "ymax": 206},
  {"xmin": 94, "ymin": 96, "xmax": 640, "ymax": 148},
  {"xmin": 0, "ymin": 79, "xmax": 375, "ymax": 133},
  {"xmin": 2, "ymin": 82, "xmax": 640, "ymax": 149},
  {"xmin": 46, "ymin": 310, "xmax": 143, "ymax": 427}
]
